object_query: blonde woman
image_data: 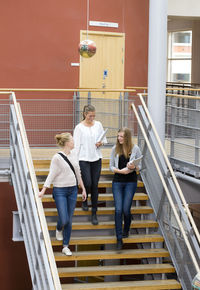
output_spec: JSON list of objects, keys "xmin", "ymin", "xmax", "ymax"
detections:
[
  {"xmin": 39, "ymin": 133, "xmax": 86, "ymax": 256},
  {"xmin": 110, "ymin": 128, "xmax": 142, "ymax": 251}
]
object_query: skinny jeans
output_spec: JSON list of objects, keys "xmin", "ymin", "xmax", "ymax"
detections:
[
  {"xmin": 112, "ymin": 181, "xmax": 137, "ymax": 241},
  {"xmin": 53, "ymin": 186, "xmax": 77, "ymax": 246},
  {"xmin": 79, "ymin": 159, "xmax": 101, "ymax": 212}
]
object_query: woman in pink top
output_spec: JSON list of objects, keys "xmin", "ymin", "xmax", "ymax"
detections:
[{"xmin": 39, "ymin": 132, "xmax": 86, "ymax": 256}]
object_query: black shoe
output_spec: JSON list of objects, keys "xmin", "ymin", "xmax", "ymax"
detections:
[
  {"xmin": 116, "ymin": 239, "xmax": 123, "ymax": 251},
  {"xmin": 82, "ymin": 200, "xmax": 88, "ymax": 211},
  {"xmin": 122, "ymin": 231, "xmax": 129, "ymax": 238},
  {"xmin": 91, "ymin": 212, "xmax": 98, "ymax": 225}
]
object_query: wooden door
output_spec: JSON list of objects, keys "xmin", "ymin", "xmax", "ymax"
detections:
[{"xmin": 79, "ymin": 30, "xmax": 125, "ymax": 99}]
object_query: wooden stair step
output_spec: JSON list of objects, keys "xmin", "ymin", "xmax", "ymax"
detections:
[
  {"xmin": 38, "ymin": 180, "xmax": 144, "ymax": 189},
  {"xmin": 44, "ymin": 206, "xmax": 153, "ymax": 216},
  {"xmin": 33, "ymin": 158, "xmax": 110, "ymax": 168},
  {"xmin": 61, "ymin": 279, "xmax": 181, "ymax": 289},
  {"xmin": 35, "ymin": 167, "xmax": 114, "ymax": 176},
  {"xmin": 51, "ymin": 233, "xmax": 163, "ymax": 246},
  {"xmin": 48, "ymin": 220, "xmax": 159, "ymax": 231},
  {"xmin": 58, "ymin": 263, "xmax": 175, "ymax": 278},
  {"xmin": 42, "ymin": 192, "xmax": 148, "ymax": 203},
  {"xmin": 54, "ymin": 248, "xmax": 170, "ymax": 262},
  {"xmin": 33, "ymin": 160, "xmax": 52, "ymax": 167}
]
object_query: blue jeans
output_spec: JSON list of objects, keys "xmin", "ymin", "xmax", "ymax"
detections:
[
  {"xmin": 112, "ymin": 181, "xmax": 137, "ymax": 240},
  {"xmin": 53, "ymin": 186, "xmax": 77, "ymax": 246}
]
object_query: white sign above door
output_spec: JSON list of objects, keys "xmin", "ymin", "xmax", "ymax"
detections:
[{"xmin": 89, "ymin": 21, "xmax": 118, "ymax": 28}]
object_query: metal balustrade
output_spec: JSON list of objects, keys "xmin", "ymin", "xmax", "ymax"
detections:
[
  {"xmin": 165, "ymin": 93, "xmax": 200, "ymax": 177},
  {"xmin": 132, "ymin": 94, "xmax": 200, "ymax": 290},
  {"xmin": 0, "ymin": 88, "xmax": 137, "ymax": 147},
  {"xmin": 9, "ymin": 92, "xmax": 61, "ymax": 290}
]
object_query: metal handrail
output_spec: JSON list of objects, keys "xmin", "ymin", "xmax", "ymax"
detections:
[
  {"xmin": 132, "ymin": 99, "xmax": 200, "ymax": 274},
  {"xmin": 166, "ymin": 93, "xmax": 200, "ymax": 99},
  {"xmin": 0, "ymin": 88, "xmax": 136, "ymax": 93},
  {"xmin": 10, "ymin": 92, "xmax": 61, "ymax": 290},
  {"xmin": 137, "ymin": 92, "xmax": 200, "ymax": 246}
]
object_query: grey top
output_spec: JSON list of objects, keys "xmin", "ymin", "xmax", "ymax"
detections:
[{"xmin": 109, "ymin": 144, "xmax": 142, "ymax": 172}]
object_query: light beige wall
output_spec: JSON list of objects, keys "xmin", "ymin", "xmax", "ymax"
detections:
[
  {"xmin": 168, "ymin": 0, "xmax": 200, "ymax": 17},
  {"xmin": 168, "ymin": 19, "xmax": 192, "ymax": 32}
]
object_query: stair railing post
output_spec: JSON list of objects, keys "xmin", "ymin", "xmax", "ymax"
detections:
[
  {"xmin": 119, "ymin": 92, "xmax": 122, "ymax": 129},
  {"xmin": 123, "ymin": 91, "xmax": 129, "ymax": 128},
  {"xmin": 88, "ymin": 91, "xmax": 91, "ymax": 105}
]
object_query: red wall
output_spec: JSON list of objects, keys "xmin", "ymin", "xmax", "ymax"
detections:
[
  {"xmin": 0, "ymin": 0, "xmax": 149, "ymax": 89},
  {"xmin": 0, "ymin": 183, "xmax": 32, "ymax": 289}
]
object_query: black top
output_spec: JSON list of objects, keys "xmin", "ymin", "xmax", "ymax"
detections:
[{"xmin": 113, "ymin": 154, "xmax": 137, "ymax": 183}]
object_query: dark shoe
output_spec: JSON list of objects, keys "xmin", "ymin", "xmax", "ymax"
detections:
[
  {"xmin": 82, "ymin": 200, "xmax": 88, "ymax": 211},
  {"xmin": 91, "ymin": 212, "xmax": 98, "ymax": 225},
  {"xmin": 122, "ymin": 231, "xmax": 129, "ymax": 238},
  {"xmin": 116, "ymin": 239, "xmax": 123, "ymax": 251}
]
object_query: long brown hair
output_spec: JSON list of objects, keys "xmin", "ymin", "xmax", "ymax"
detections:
[{"xmin": 115, "ymin": 127, "xmax": 133, "ymax": 158}]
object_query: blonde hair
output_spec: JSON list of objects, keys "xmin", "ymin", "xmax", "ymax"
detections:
[
  {"xmin": 55, "ymin": 132, "xmax": 71, "ymax": 148},
  {"xmin": 82, "ymin": 104, "xmax": 95, "ymax": 120},
  {"xmin": 115, "ymin": 127, "xmax": 133, "ymax": 158}
]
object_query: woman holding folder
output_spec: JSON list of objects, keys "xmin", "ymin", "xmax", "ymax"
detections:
[
  {"xmin": 110, "ymin": 127, "xmax": 142, "ymax": 251},
  {"xmin": 73, "ymin": 105, "xmax": 107, "ymax": 225}
]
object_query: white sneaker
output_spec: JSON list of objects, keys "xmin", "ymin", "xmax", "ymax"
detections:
[
  {"xmin": 56, "ymin": 229, "xmax": 63, "ymax": 241},
  {"xmin": 62, "ymin": 246, "xmax": 72, "ymax": 256}
]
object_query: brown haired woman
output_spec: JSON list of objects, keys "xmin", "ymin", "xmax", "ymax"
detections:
[
  {"xmin": 73, "ymin": 105, "xmax": 107, "ymax": 225},
  {"xmin": 109, "ymin": 127, "xmax": 142, "ymax": 251},
  {"xmin": 39, "ymin": 132, "xmax": 86, "ymax": 256}
]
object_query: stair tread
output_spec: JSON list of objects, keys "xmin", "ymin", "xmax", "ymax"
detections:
[
  {"xmin": 61, "ymin": 279, "xmax": 181, "ymax": 289},
  {"xmin": 51, "ymin": 233, "xmax": 163, "ymax": 245},
  {"xmin": 48, "ymin": 220, "xmax": 159, "ymax": 231},
  {"xmin": 44, "ymin": 206, "xmax": 153, "ymax": 216},
  {"xmin": 58, "ymin": 263, "xmax": 175, "ymax": 277},
  {"xmin": 35, "ymin": 167, "xmax": 114, "ymax": 175},
  {"xmin": 42, "ymin": 192, "xmax": 148, "ymax": 202},
  {"xmin": 38, "ymin": 180, "xmax": 144, "ymax": 188},
  {"xmin": 33, "ymin": 158, "xmax": 110, "ymax": 166},
  {"xmin": 54, "ymin": 248, "xmax": 170, "ymax": 261}
]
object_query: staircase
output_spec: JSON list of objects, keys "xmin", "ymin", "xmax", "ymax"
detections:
[{"xmin": 34, "ymin": 155, "xmax": 181, "ymax": 290}]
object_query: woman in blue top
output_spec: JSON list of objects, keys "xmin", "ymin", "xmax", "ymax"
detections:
[{"xmin": 110, "ymin": 127, "xmax": 142, "ymax": 251}]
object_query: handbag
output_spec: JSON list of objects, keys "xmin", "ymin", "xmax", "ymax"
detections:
[{"xmin": 58, "ymin": 152, "xmax": 78, "ymax": 186}]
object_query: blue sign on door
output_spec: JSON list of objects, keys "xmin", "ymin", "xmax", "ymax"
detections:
[{"xmin": 103, "ymin": 69, "xmax": 108, "ymax": 79}]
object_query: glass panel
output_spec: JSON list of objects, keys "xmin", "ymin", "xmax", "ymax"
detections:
[
  {"xmin": 167, "ymin": 31, "xmax": 192, "ymax": 82},
  {"xmin": 172, "ymin": 31, "xmax": 192, "ymax": 59},
  {"xmin": 171, "ymin": 59, "xmax": 191, "ymax": 82}
]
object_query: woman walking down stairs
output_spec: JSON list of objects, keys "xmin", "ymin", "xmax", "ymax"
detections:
[{"xmin": 35, "ymin": 154, "xmax": 181, "ymax": 290}]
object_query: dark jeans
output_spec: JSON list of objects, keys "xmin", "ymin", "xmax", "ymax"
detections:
[
  {"xmin": 79, "ymin": 159, "xmax": 102, "ymax": 212},
  {"xmin": 53, "ymin": 186, "xmax": 77, "ymax": 246},
  {"xmin": 112, "ymin": 181, "xmax": 137, "ymax": 240}
]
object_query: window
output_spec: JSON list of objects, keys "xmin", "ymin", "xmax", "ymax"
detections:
[{"xmin": 167, "ymin": 31, "xmax": 192, "ymax": 83}]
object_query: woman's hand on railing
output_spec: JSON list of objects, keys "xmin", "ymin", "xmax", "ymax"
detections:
[{"xmin": 38, "ymin": 187, "xmax": 46, "ymax": 198}]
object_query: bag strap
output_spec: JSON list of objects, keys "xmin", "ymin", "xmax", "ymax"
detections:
[{"xmin": 58, "ymin": 152, "xmax": 78, "ymax": 185}]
